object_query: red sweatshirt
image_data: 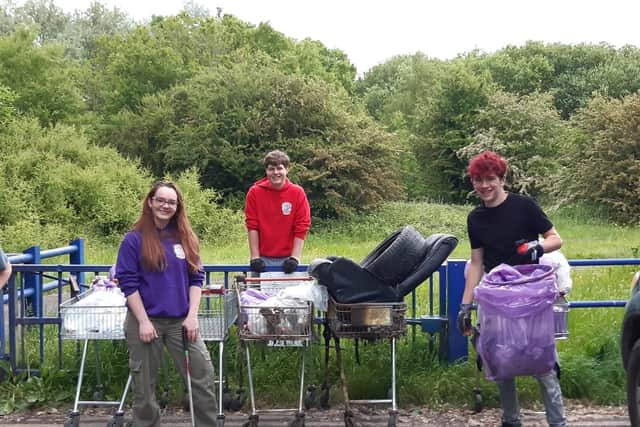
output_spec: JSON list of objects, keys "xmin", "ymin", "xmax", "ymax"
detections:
[{"xmin": 244, "ymin": 178, "xmax": 311, "ymax": 258}]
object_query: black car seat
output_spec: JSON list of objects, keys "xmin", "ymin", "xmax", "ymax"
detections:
[{"xmin": 309, "ymin": 227, "xmax": 458, "ymax": 303}]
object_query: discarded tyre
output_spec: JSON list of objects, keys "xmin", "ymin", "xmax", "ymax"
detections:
[{"xmin": 360, "ymin": 225, "xmax": 426, "ymax": 284}]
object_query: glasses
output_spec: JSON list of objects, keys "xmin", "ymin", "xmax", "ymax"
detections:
[{"xmin": 152, "ymin": 197, "xmax": 178, "ymax": 207}]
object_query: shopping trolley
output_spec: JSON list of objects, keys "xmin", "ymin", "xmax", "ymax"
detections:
[
  {"xmin": 323, "ymin": 298, "xmax": 407, "ymax": 427},
  {"xmin": 60, "ymin": 285, "xmax": 130, "ymax": 427},
  {"xmin": 198, "ymin": 284, "xmax": 238, "ymax": 426},
  {"xmin": 235, "ymin": 274, "xmax": 316, "ymax": 427}
]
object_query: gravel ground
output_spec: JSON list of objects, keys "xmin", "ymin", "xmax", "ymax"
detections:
[{"xmin": 0, "ymin": 400, "xmax": 631, "ymax": 426}]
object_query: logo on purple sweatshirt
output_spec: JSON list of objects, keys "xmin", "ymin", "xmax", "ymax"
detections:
[{"xmin": 173, "ymin": 244, "xmax": 185, "ymax": 259}]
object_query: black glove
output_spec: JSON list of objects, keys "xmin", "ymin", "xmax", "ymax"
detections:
[
  {"xmin": 456, "ymin": 304, "xmax": 473, "ymax": 336},
  {"xmin": 249, "ymin": 258, "xmax": 266, "ymax": 273},
  {"xmin": 515, "ymin": 239, "xmax": 544, "ymax": 262},
  {"xmin": 282, "ymin": 257, "xmax": 299, "ymax": 274}
]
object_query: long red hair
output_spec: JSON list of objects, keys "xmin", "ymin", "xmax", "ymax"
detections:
[{"xmin": 132, "ymin": 181, "xmax": 201, "ymax": 273}]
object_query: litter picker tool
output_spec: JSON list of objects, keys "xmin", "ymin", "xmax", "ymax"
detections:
[{"xmin": 182, "ymin": 327, "xmax": 195, "ymax": 427}]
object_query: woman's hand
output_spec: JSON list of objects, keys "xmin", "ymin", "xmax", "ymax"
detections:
[
  {"xmin": 182, "ymin": 315, "xmax": 199, "ymax": 342},
  {"xmin": 139, "ymin": 319, "xmax": 158, "ymax": 343}
]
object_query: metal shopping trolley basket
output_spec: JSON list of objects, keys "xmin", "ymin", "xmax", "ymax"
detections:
[
  {"xmin": 324, "ymin": 298, "xmax": 407, "ymax": 427},
  {"xmin": 198, "ymin": 284, "xmax": 238, "ymax": 427},
  {"xmin": 60, "ymin": 285, "xmax": 131, "ymax": 427},
  {"xmin": 235, "ymin": 273, "xmax": 316, "ymax": 427}
]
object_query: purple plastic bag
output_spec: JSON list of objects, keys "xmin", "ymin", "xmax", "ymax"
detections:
[
  {"xmin": 239, "ymin": 288, "xmax": 270, "ymax": 324},
  {"xmin": 474, "ymin": 263, "xmax": 558, "ymax": 380}
]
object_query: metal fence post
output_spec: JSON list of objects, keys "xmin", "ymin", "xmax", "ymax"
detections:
[
  {"xmin": 69, "ymin": 238, "xmax": 85, "ymax": 289},
  {"xmin": 447, "ymin": 259, "xmax": 468, "ymax": 363},
  {"xmin": 23, "ymin": 245, "xmax": 41, "ymax": 317}
]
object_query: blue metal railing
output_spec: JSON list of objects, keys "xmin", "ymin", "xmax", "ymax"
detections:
[
  {"xmin": 1, "ymin": 240, "xmax": 85, "ymax": 374},
  {"xmin": 4, "ymin": 263, "xmax": 294, "ymax": 375},
  {"xmin": 2, "ymin": 261, "xmax": 449, "ymax": 376},
  {"xmin": 2, "ymin": 253, "xmax": 639, "ymax": 376},
  {"xmin": 446, "ymin": 258, "xmax": 640, "ymax": 363}
]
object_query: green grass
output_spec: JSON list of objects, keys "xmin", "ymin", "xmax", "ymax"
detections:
[{"xmin": 3, "ymin": 200, "xmax": 638, "ymax": 413}]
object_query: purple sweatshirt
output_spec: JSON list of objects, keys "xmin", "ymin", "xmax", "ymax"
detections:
[{"xmin": 116, "ymin": 230, "xmax": 204, "ymax": 318}]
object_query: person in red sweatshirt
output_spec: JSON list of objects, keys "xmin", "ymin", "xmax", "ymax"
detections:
[{"xmin": 245, "ymin": 150, "xmax": 311, "ymax": 274}]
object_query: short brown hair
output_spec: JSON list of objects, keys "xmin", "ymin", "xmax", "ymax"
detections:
[{"xmin": 263, "ymin": 150, "xmax": 290, "ymax": 168}]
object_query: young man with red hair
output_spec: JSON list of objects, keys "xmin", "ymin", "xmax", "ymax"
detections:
[{"xmin": 458, "ymin": 151, "xmax": 566, "ymax": 427}]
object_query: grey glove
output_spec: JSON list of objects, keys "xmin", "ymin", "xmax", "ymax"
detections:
[
  {"xmin": 249, "ymin": 258, "xmax": 266, "ymax": 273},
  {"xmin": 282, "ymin": 257, "xmax": 299, "ymax": 274}
]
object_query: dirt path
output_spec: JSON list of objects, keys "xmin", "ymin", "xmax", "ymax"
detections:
[{"xmin": 0, "ymin": 401, "xmax": 631, "ymax": 426}]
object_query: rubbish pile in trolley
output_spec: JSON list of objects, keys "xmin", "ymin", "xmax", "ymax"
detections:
[{"xmin": 236, "ymin": 273, "xmax": 322, "ymax": 343}]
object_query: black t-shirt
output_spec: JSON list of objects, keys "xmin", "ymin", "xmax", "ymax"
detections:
[{"xmin": 467, "ymin": 193, "xmax": 553, "ymax": 273}]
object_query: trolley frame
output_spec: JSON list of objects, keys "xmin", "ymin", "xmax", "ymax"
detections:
[
  {"xmin": 235, "ymin": 275, "xmax": 316, "ymax": 427},
  {"xmin": 60, "ymin": 287, "xmax": 131, "ymax": 427},
  {"xmin": 324, "ymin": 298, "xmax": 407, "ymax": 427},
  {"xmin": 199, "ymin": 286, "xmax": 238, "ymax": 426}
]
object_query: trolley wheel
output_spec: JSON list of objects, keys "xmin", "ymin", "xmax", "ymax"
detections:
[
  {"xmin": 387, "ymin": 410, "xmax": 398, "ymax": 427},
  {"xmin": 63, "ymin": 413, "xmax": 80, "ymax": 427},
  {"xmin": 93, "ymin": 384, "xmax": 105, "ymax": 401},
  {"xmin": 473, "ymin": 388, "xmax": 483, "ymax": 413},
  {"xmin": 319, "ymin": 383, "xmax": 330, "ymax": 409},
  {"xmin": 344, "ymin": 410, "xmax": 356, "ymax": 427},
  {"xmin": 288, "ymin": 412, "xmax": 306, "ymax": 427},
  {"xmin": 222, "ymin": 385, "xmax": 233, "ymax": 411},
  {"xmin": 304, "ymin": 384, "xmax": 317, "ymax": 410},
  {"xmin": 216, "ymin": 414, "xmax": 225, "ymax": 427},
  {"xmin": 229, "ymin": 388, "xmax": 246, "ymax": 412},
  {"xmin": 159, "ymin": 388, "xmax": 170, "ymax": 410},
  {"xmin": 106, "ymin": 412, "xmax": 126, "ymax": 427},
  {"xmin": 183, "ymin": 392, "xmax": 191, "ymax": 412},
  {"xmin": 242, "ymin": 414, "xmax": 259, "ymax": 427}
]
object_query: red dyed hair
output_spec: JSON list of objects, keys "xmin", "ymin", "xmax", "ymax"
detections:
[
  {"xmin": 132, "ymin": 181, "xmax": 201, "ymax": 273},
  {"xmin": 467, "ymin": 151, "xmax": 508, "ymax": 179}
]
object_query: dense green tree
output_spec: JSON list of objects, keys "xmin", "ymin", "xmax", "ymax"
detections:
[
  {"xmin": 0, "ymin": 117, "xmax": 239, "ymax": 248},
  {"xmin": 102, "ymin": 62, "xmax": 402, "ymax": 218},
  {"xmin": 357, "ymin": 53, "xmax": 445, "ymax": 126},
  {"xmin": 0, "ymin": 1, "xmax": 17, "ymax": 35},
  {"xmin": 62, "ymin": 1, "xmax": 132, "ymax": 60},
  {"xmin": 282, "ymin": 38, "xmax": 356, "ymax": 93},
  {"xmin": 551, "ymin": 94, "xmax": 640, "ymax": 224},
  {"xmin": 0, "ymin": 83, "xmax": 16, "ymax": 124},
  {"xmin": 87, "ymin": 25, "xmax": 190, "ymax": 114},
  {"xmin": 2, "ymin": 0, "xmax": 68, "ymax": 43},
  {"xmin": 356, "ymin": 54, "xmax": 448, "ymax": 198},
  {"xmin": 457, "ymin": 90, "xmax": 566, "ymax": 199},
  {"xmin": 0, "ymin": 117, "xmax": 149, "ymax": 247},
  {"xmin": 474, "ymin": 42, "xmax": 640, "ymax": 119},
  {"xmin": 83, "ymin": 12, "xmax": 355, "ymax": 117},
  {"xmin": 0, "ymin": 27, "xmax": 84, "ymax": 125},
  {"xmin": 411, "ymin": 62, "xmax": 491, "ymax": 202},
  {"xmin": 467, "ymin": 42, "xmax": 555, "ymax": 95}
]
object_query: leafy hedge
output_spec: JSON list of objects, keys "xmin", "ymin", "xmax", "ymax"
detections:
[{"xmin": 0, "ymin": 118, "xmax": 243, "ymax": 251}]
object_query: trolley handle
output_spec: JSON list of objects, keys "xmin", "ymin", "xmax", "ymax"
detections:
[
  {"xmin": 202, "ymin": 285, "xmax": 225, "ymax": 295},
  {"xmin": 238, "ymin": 276, "xmax": 314, "ymax": 283}
]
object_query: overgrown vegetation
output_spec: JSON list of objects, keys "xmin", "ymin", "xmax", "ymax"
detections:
[
  {"xmin": 1, "ymin": 1, "xmax": 640, "ymax": 226},
  {"xmin": 2, "ymin": 202, "xmax": 639, "ymax": 414},
  {"xmin": 1, "ymin": 0, "xmax": 640, "ymax": 416}
]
